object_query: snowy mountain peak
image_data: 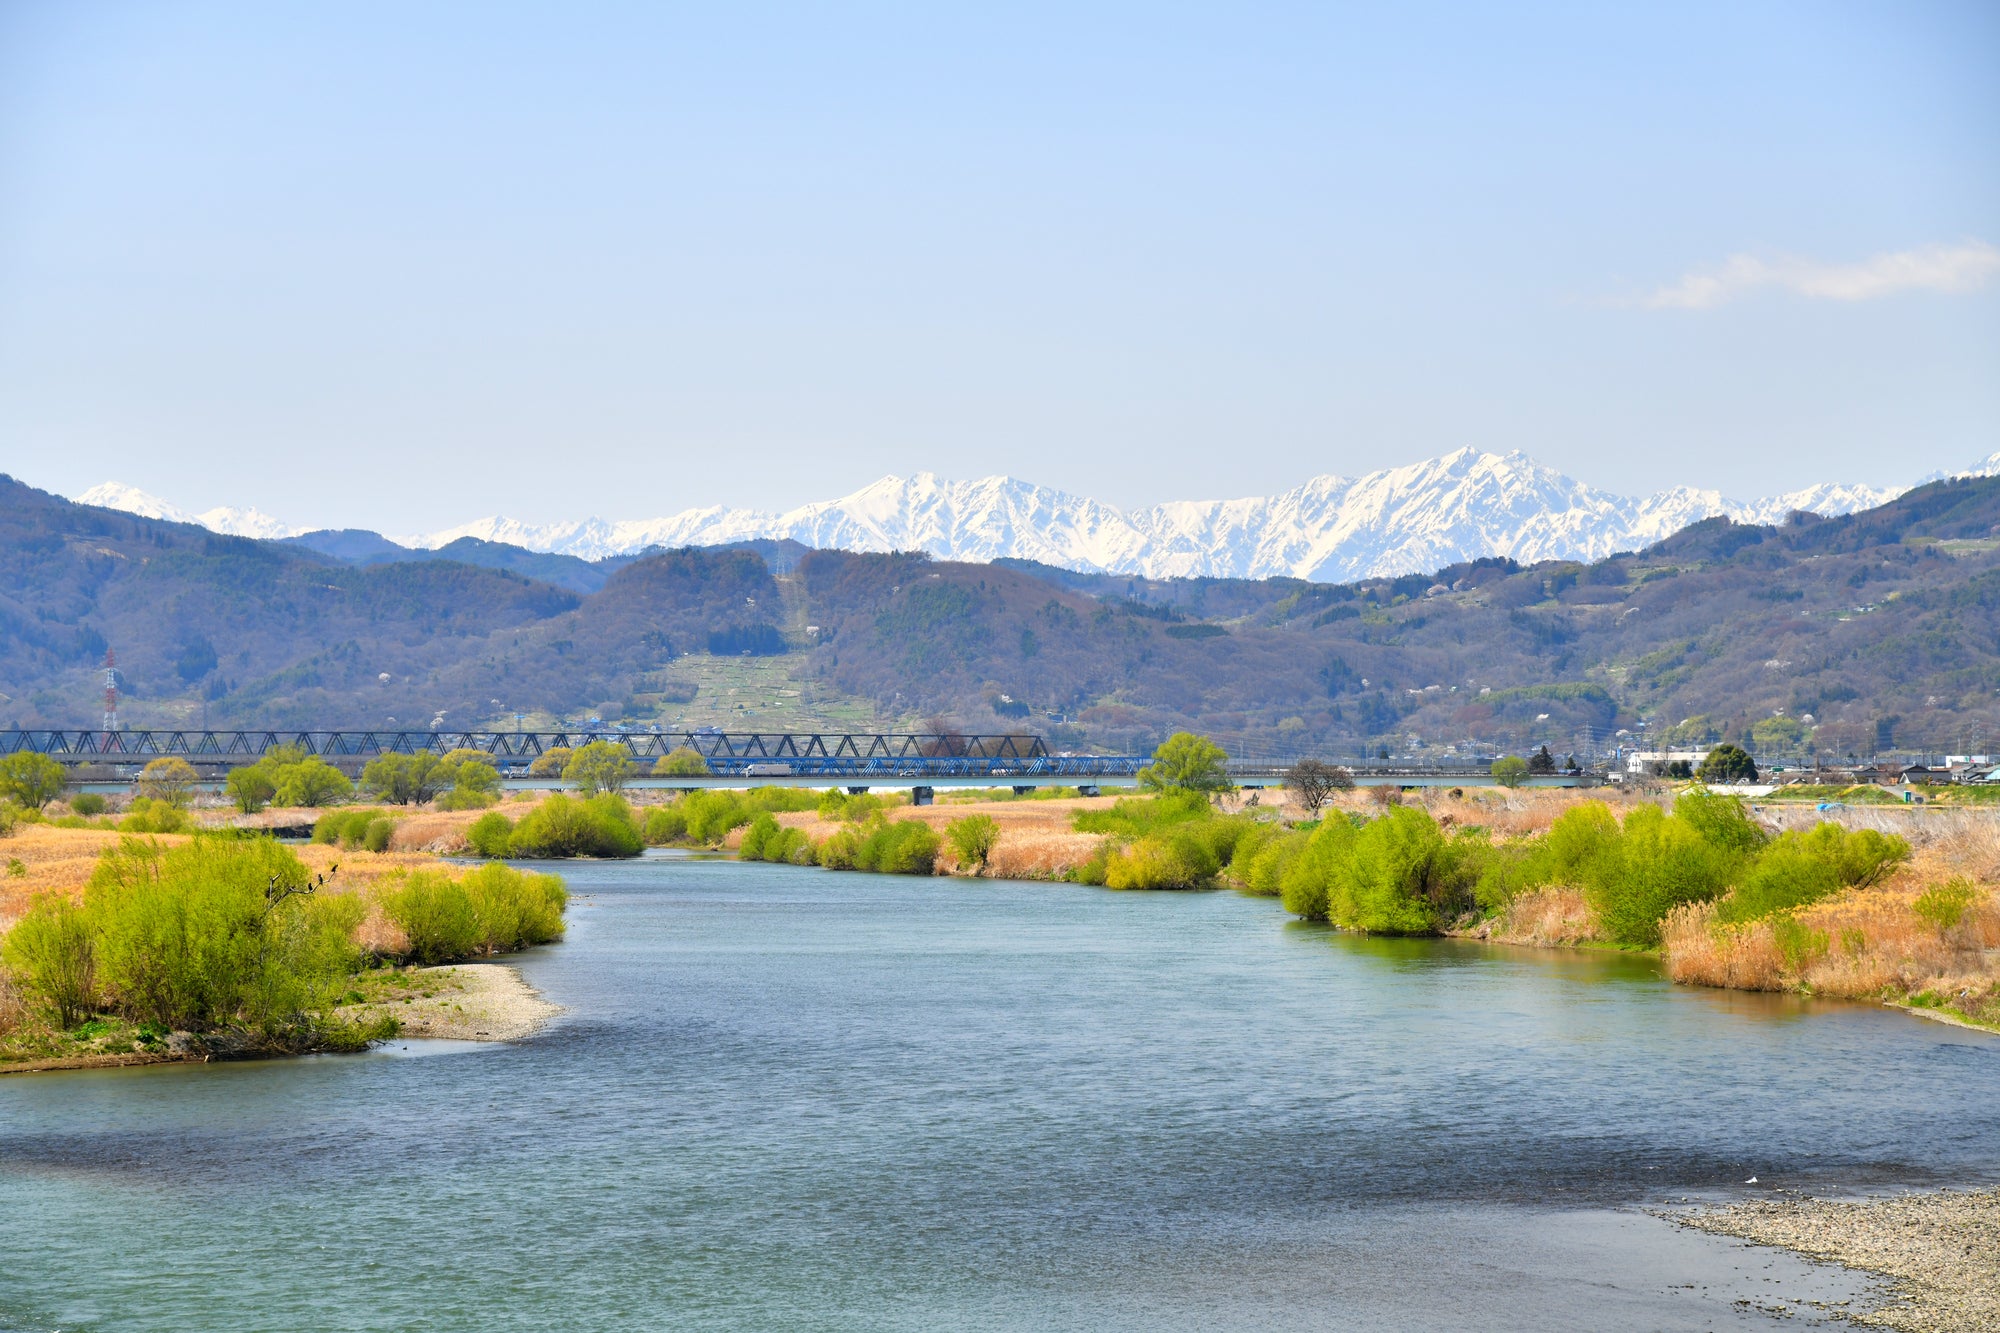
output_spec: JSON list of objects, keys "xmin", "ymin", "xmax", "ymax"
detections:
[
  {"xmin": 70, "ymin": 449, "xmax": 1976, "ymax": 582},
  {"xmin": 77, "ymin": 482, "xmax": 299, "ymax": 540}
]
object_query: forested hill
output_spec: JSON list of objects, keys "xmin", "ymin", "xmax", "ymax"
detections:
[{"xmin": 2, "ymin": 471, "xmax": 1995, "ymax": 761}]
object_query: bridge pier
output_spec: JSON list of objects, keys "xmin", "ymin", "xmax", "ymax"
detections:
[{"xmin": 911, "ymin": 786, "xmax": 934, "ymax": 806}]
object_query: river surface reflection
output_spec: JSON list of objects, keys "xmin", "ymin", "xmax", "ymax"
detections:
[{"xmin": 3, "ymin": 852, "xmax": 1995, "ymax": 1331}]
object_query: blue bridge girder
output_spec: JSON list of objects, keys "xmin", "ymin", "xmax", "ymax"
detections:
[{"xmin": 0, "ymin": 728, "xmax": 1120, "ymax": 777}]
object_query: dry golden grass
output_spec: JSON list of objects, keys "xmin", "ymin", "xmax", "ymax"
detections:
[
  {"xmin": 1664, "ymin": 871, "xmax": 2000, "ymax": 997},
  {"xmin": 0, "ymin": 823, "xmax": 441, "ymax": 932},
  {"xmin": 1456, "ymin": 886, "xmax": 1601, "ymax": 948}
]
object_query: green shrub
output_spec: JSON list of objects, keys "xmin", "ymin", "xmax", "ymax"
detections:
[
  {"xmin": 1103, "ymin": 827, "xmax": 1219, "ymax": 890},
  {"xmin": 680, "ymin": 790, "xmax": 756, "ymax": 844},
  {"xmin": 945, "ymin": 814, "xmax": 1000, "ymax": 871},
  {"xmin": 1, "ymin": 893, "xmax": 96, "ymax": 1026},
  {"xmin": 506, "ymin": 793, "xmax": 642, "ymax": 859},
  {"xmin": 224, "ymin": 764, "xmax": 277, "ymax": 814},
  {"xmin": 817, "ymin": 824, "xmax": 864, "ymax": 870},
  {"xmin": 363, "ymin": 818, "xmax": 394, "ymax": 853},
  {"xmin": 0, "ymin": 802, "xmax": 17, "ymax": 838},
  {"xmin": 467, "ymin": 811, "xmax": 516, "ymax": 858},
  {"xmin": 1771, "ymin": 916, "xmax": 1829, "ymax": 975},
  {"xmin": 564, "ymin": 741, "xmax": 636, "ymax": 795},
  {"xmin": 0, "ymin": 753, "xmax": 68, "ymax": 810},
  {"xmin": 383, "ymin": 872, "xmax": 480, "ymax": 965},
  {"xmin": 1278, "ymin": 817, "xmax": 1358, "ymax": 920},
  {"xmin": 641, "ymin": 805, "xmax": 689, "ymax": 845},
  {"xmin": 1718, "ymin": 824, "xmax": 1908, "ymax": 924},
  {"xmin": 118, "ymin": 797, "xmax": 189, "ymax": 834},
  {"xmin": 1583, "ymin": 804, "xmax": 1733, "ymax": 947},
  {"xmin": 819, "ymin": 789, "xmax": 891, "ymax": 822},
  {"xmin": 854, "ymin": 819, "xmax": 940, "ymax": 875},
  {"xmin": 69, "ymin": 793, "xmax": 108, "ymax": 817},
  {"xmin": 1235, "ymin": 826, "xmax": 1308, "ymax": 897},
  {"xmin": 739, "ymin": 812, "xmax": 782, "ymax": 860},
  {"xmin": 1673, "ymin": 788, "xmax": 1766, "ymax": 856},
  {"xmin": 1073, "ymin": 790, "xmax": 1211, "ymax": 837},
  {"xmin": 85, "ymin": 835, "xmax": 365, "ymax": 1034},
  {"xmin": 653, "ymin": 746, "xmax": 710, "ymax": 777},
  {"xmin": 1326, "ymin": 806, "xmax": 1471, "ymax": 934},
  {"xmin": 312, "ymin": 809, "xmax": 377, "ymax": 849},
  {"xmin": 1912, "ymin": 877, "xmax": 1979, "ymax": 934},
  {"xmin": 270, "ymin": 756, "xmax": 352, "ymax": 808}
]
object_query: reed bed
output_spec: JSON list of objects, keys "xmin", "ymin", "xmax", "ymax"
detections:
[
  {"xmin": 1457, "ymin": 886, "xmax": 1600, "ymax": 947},
  {"xmin": 1663, "ymin": 876, "xmax": 2000, "ymax": 996}
]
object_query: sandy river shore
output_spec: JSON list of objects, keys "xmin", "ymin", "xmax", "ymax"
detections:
[
  {"xmin": 1673, "ymin": 1189, "xmax": 2000, "ymax": 1332},
  {"xmin": 342, "ymin": 963, "xmax": 563, "ymax": 1042}
]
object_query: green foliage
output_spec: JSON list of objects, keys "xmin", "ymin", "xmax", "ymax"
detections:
[
  {"xmin": 312, "ymin": 808, "xmax": 384, "ymax": 849},
  {"xmin": 945, "ymin": 814, "xmax": 1000, "ymax": 871},
  {"xmin": 467, "ymin": 810, "xmax": 516, "ymax": 858},
  {"xmin": 433, "ymin": 749, "xmax": 500, "ymax": 810},
  {"xmin": 118, "ymin": 797, "xmax": 189, "ymax": 834},
  {"xmin": 1232, "ymin": 824, "xmax": 1310, "ymax": 897},
  {"xmin": 1582, "ymin": 805, "xmax": 1734, "ymax": 947},
  {"xmin": 506, "ymin": 793, "xmax": 643, "ymax": 858},
  {"xmin": 1749, "ymin": 716, "xmax": 1808, "ymax": 752},
  {"xmin": 1912, "ymin": 877, "xmax": 1979, "ymax": 934},
  {"xmin": 272, "ymin": 756, "xmax": 351, "ymax": 807},
  {"xmin": 853, "ymin": 818, "xmax": 940, "ymax": 875},
  {"xmin": 1137, "ymin": 732, "xmax": 1233, "ymax": 794},
  {"xmin": 0, "ymin": 753, "xmax": 68, "ymax": 811},
  {"xmin": 69, "ymin": 793, "xmax": 107, "ymax": 817},
  {"xmin": 0, "ymin": 803, "xmax": 16, "ymax": 838},
  {"xmin": 640, "ymin": 804, "xmax": 687, "ymax": 845},
  {"xmin": 652, "ymin": 746, "xmax": 710, "ymax": 776},
  {"xmin": 1073, "ymin": 789, "xmax": 1212, "ymax": 837},
  {"xmin": 1490, "ymin": 756, "xmax": 1529, "ymax": 788},
  {"xmin": 381, "ymin": 863, "xmax": 566, "ymax": 964},
  {"xmin": 225, "ymin": 764, "xmax": 277, "ymax": 813},
  {"xmin": 1673, "ymin": 788, "xmax": 1766, "ymax": 855},
  {"xmin": 739, "ymin": 812, "xmax": 817, "ymax": 866},
  {"xmin": 137, "ymin": 757, "xmax": 199, "ymax": 808},
  {"xmin": 362, "ymin": 752, "xmax": 445, "ymax": 806},
  {"xmin": 564, "ymin": 740, "xmax": 636, "ymax": 795},
  {"xmin": 1324, "ymin": 806, "xmax": 1477, "ymax": 933},
  {"xmin": 83, "ymin": 835, "xmax": 366, "ymax": 1036},
  {"xmin": 818, "ymin": 789, "xmax": 892, "ymax": 821},
  {"xmin": 1103, "ymin": 827, "xmax": 1219, "ymax": 890},
  {"xmin": 527, "ymin": 746, "xmax": 573, "ymax": 777},
  {"xmin": 2, "ymin": 893, "xmax": 96, "ymax": 1026},
  {"xmin": 1771, "ymin": 916, "xmax": 1830, "ymax": 975},
  {"xmin": 1698, "ymin": 744, "xmax": 1759, "ymax": 784},
  {"xmin": 1717, "ymin": 824, "xmax": 1909, "ymax": 924}
]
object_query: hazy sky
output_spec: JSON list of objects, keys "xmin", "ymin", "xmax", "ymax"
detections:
[{"xmin": 2, "ymin": 1, "xmax": 1996, "ymax": 532}]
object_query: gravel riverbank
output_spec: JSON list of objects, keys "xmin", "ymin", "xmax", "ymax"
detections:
[{"xmin": 1673, "ymin": 1190, "xmax": 2000, "ymax": 1332}]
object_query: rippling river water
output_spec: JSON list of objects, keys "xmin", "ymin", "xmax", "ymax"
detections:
[{"xmin": 3, "ymin": 853, "xmax": 1996, "ymax": 1331}]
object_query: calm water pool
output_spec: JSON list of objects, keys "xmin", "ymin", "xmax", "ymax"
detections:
[{"xmin": 3, "ymin": 853, "xmax": 1995, "ymax": 1330}]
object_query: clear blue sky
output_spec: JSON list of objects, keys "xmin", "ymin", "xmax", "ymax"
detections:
[{"xmin": 1, "ymin": 1, "xmax": 1995, "ymax": 532}]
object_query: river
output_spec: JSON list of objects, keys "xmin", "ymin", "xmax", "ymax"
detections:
[{"xmin": 3, "ymin": 852, "xmax": 1996, "ymax": 1331}]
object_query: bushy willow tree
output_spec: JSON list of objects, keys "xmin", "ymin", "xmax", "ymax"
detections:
[{"xmin": 1137, "ymin": 733, "xmax": 1233, "ymax": 795}]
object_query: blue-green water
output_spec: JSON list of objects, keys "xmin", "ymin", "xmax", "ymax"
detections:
[{"xmin": 3, "ymin": 853, "xmax": 1996, "ymax": 1331}]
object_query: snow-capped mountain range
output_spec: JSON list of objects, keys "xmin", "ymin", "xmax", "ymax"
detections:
[{"xmin": 75, "ymin": 448, "xmax": 2000, "ymax": 583}]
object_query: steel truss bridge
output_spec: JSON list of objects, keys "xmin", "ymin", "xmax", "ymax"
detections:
[{"xmin": 0, "ymin": 728, "xmax": 1132, "ymax": 778}]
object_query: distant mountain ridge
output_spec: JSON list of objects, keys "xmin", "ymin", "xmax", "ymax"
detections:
[{"xmin": 78, "ymin": 448, "xmax": 1999, "ymax": 582}]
